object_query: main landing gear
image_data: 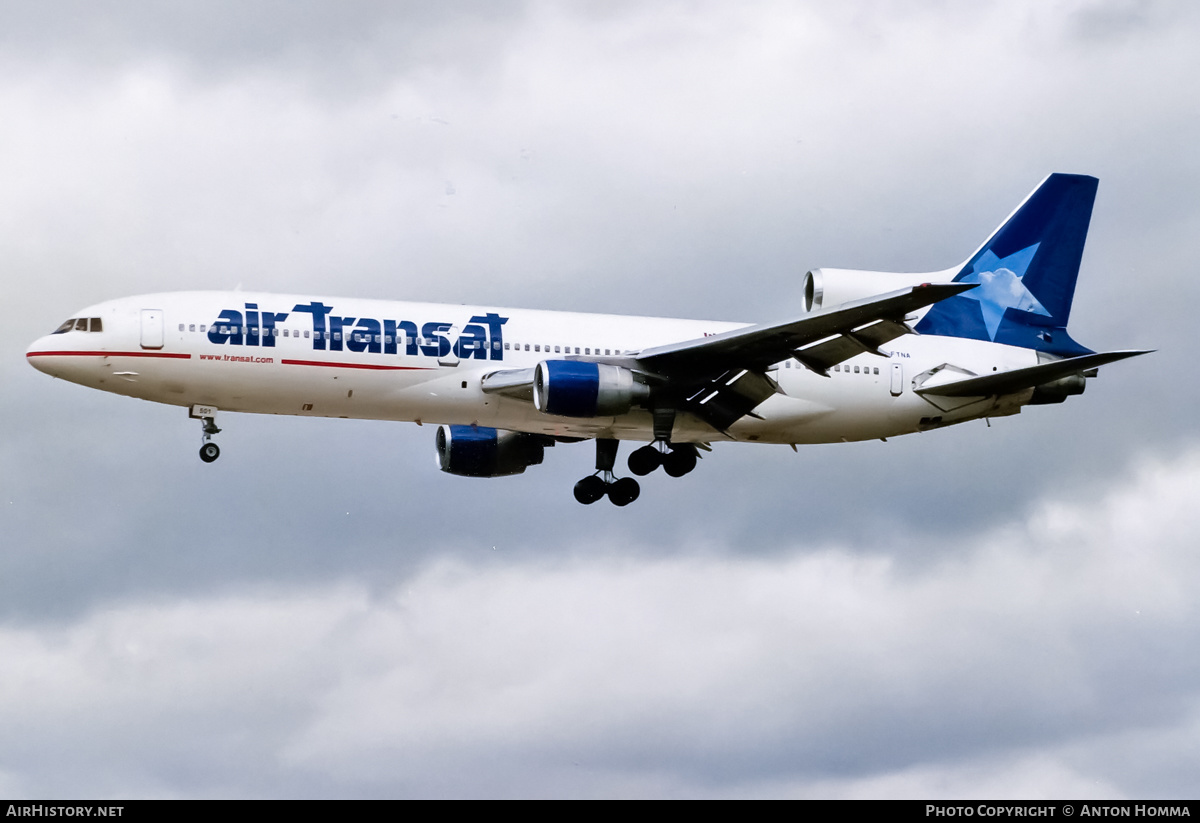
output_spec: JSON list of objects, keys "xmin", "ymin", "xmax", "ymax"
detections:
[
  {"xmin": 192, "ymin": 406, "xmax": 222, "ymax": 463},
  {"xmin": 574, "ymin": 438, "xmax": 640, "ymax": 506},
  {"xmin": 573, "ymin": 410, "xmax": 701, "ymax": 505},
  {"xmin": 627, "ymin": 442, "xmax": 699, "ymax": 477},
  {"xmin": 623, "ymin": 407, "xmax": 699, "ymax": 480}
]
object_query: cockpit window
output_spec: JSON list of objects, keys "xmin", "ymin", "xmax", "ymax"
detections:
[{"xmin": 51, "ymin": 317, "xmax": 103, "ymax": 334}]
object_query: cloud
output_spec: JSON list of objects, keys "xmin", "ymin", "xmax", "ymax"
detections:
[{"xmin": 4, "ymin": 444, "xmax": 1199, "ymax": 797}]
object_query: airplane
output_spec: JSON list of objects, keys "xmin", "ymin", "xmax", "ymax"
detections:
[{"xmin": 26, "ymin": 173, "xmax": 1148, "ymax": 505}]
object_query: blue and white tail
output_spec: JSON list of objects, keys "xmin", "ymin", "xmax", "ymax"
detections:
[{"xmin": 915, "ymin": 173, "xmax": 1097, "ymax": 357}]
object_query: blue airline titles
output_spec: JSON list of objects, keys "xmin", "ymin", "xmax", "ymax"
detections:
[
  {"xmin": 26, "ymin": 174, "xmax": 1149, "ymax": 505},
  {"xmin": 206, "ymin": 302, "xmax": 509, "ymax": 362}
]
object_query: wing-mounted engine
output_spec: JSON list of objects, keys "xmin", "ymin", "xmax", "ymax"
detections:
[
  {"xmin": 804, "ymin": 267, "xmax": 956, "ymax": 312},
  {"xmin": 533, "ymin": 360, "xmax": 650, "ymax": 417},
  {"xmin": 435, "ymin": 425, "xmax": 548, "ymax": 477}
]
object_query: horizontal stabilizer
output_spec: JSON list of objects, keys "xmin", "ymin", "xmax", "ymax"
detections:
[{"xmin": 916, "ymin": 350, "xmax": 1151, "ymax": 398}]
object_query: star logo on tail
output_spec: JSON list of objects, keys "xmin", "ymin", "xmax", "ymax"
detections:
[{"xmin": 957, "ymin": 243, "xmax": 1050, "ymax": 339}]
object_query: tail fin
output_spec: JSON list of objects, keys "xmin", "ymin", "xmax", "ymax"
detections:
[{"xmin": 915, "ymin": 173, "xmax": 1098, "ymax": 356}]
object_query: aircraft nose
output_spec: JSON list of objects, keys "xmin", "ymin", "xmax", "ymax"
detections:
[{"xmin": 26, "ymin": 335, "xmax": 59, "ymax": 376}]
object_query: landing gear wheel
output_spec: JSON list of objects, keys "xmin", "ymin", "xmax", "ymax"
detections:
[
  {"xmin": 574, "ymin": 475, "xmax": 607, "ymax": 504},
  {"xmin": 628, "ymin": 445, "xmax": 662, "ymax": 476},
  {"xmin": 662, "ymin": 447, "xmax": 697, "ymax": 477},
  {"xmin": 199, "ymin": 442, "xmax": 220, "ymax": 463},
  {"xmin": 607, "ymin": 477, "xmax": 641, "ymax": 506}
]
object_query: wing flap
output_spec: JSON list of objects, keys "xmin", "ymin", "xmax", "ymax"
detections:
[
  {"xmin": 793, "ymin": 318, "xmax": 912, "ymax": 374},
  {"xmin": 684, "ymin": 368, "xmax": 780, "ymax": 432}
]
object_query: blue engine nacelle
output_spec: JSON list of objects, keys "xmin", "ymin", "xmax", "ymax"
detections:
[
  {"xmin": 435, "ymin": 425, "xmax": 547, "ymax": 477},
  {"xmin": 533, "ymin": 360, "xmax": 649, "ymax": 417}
]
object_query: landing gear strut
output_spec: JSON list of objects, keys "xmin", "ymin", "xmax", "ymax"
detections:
[
  {"xmin": 574, "ymin": 438, "xmax": 640, "ymax": 506},
  {"xmin": 191, "ymin": 406, "xmax": 222, "ymax": 463}
]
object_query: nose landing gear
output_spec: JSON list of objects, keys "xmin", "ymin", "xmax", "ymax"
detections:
[{"xmin": 190, "ymin": 405, "xmax": 222, "ymax": 463}]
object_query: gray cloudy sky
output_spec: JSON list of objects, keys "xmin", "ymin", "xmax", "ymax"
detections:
[{"xmin": 3, "ymin": 0, "xmax": 1199, "ymax": 798}]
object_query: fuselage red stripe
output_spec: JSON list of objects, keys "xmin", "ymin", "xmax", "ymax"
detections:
[
  {"xmin": 26, "ymin": 350, "xmax": 438, "ymax": 370},
  {"xmin": 281, "ymin": 358, "xmax": 435, "ymax": 371},
  {"xmin": 26, "ymin": 350, "xmax": 192, "ymax": 359}
]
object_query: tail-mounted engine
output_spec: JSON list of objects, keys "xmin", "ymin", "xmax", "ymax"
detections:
[
  {"xmin": 533, "ymin": 360, "xmax": 650, "ymax": 418},
  {"xmin": 804, "ymin": 268, "xmax": 953, "ymax": 312},
  {"xmin": 435, "ymin": 425, "xmax": 547, "ymax": 477}
]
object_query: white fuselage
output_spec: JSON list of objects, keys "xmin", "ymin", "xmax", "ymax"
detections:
[{"xmin": 26, "ymin": 291, "xmax": 1039, "ymax": 445}]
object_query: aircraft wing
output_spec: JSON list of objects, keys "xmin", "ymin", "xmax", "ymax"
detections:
[
  {"xmin": 915, "ymin": 350, "xmax": 1152, "ymax": 398},
  {"xmin": 482, "ymin": 283, "xmax": 975, "ymax": 432},
  {"xmin": 634, "ymin": 283, "xmax": 974, "ymax": 377},
  {"xmin": 631, "ymin": 283, "xmax": 974, "ymax": 431}
]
